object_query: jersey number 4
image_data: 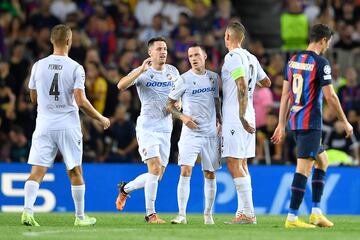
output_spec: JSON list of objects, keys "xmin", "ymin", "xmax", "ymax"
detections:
[{"xmin": 49, "ymin": 73, "xmax": 60, "ymax": 101}]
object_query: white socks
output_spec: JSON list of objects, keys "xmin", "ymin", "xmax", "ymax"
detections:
[
  {"xmin": 24, "ymin": 180, "xmax": 39, "ymax": 214},
  {"xmin": 124, "ymin": 173, "xmax": 148, "ymax": 193},
  {"xmin": 144, "ymin": 173, "xmax": 160, "ymax": 216},
  {"xmin": 312, "ymin": 207, "xmax": 322, "ymax": 215},
  {"xmin": 204, "ymin": 178, "xmax": 216, "ymax": 216},
  {"xmin": 233, "ymin": 175, "xmax": 254, "ymax": 217},
  {"xmin": 287, "ymin": 213, "xmax": 298, "ymax": 222},
  {"xmin": 177, "ymin": 176, "xmax": 191, "ymax": 216},
  {"xmin": 71, "ymin": 184, "xmax": 85, "ymax": 219}
]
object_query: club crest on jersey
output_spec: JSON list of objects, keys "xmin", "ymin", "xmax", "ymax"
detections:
[
  {"xmin": 193, "ymin": 82, "xmax": 196, "ymax": 85},
  {"xmin": 209, "ymin": 77, "xmax": 215, "ymax": 84},
  {"xmin": 230, "ymin": 129, "xmax": 235, "ymax": 135},
  {"xmin": 150, "ymin": 74, "xmax": 154, "ymax": 79}
]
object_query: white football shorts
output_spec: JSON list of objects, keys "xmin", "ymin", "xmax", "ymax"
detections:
[
  {"xmin": 178, "ymin": 134, "xmax": 221, "ymax": 172},
  {"xmin": 28, "ymin": 127, "xmax": 83, "ymax": 170},
  {"xmin": 221, "ymin": 123, "xmax": 255, "ymax": 159},
  {"xmin": 136, "ymin": 129, "xmax": 171, "ymax": 167}
]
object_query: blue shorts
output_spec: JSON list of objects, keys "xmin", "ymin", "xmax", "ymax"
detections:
[{"xmin": 290, "ymin": 130, "xmax": 325, "ymax": 160}]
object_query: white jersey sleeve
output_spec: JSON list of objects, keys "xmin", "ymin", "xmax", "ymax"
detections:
[
  {"xmin": 28, "ymin": 62, "xmax": 38, "ymax": 90},
  {"xmin": 168, "ymin": 76, "xmax": 185, "ymax": 100},
  {"xmin": 73, "ymin": 65, "xmax": 86, "ymax": 89},
  {"xmin": 226, "ymin": 53, "xmax": 246, "ymax": 80}
]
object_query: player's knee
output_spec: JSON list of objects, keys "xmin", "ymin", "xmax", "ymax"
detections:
[
  {"xmin": 180, "ymin": 166, "xmax": 192, "ymax": 177},
  {"xmin": 148, "ymin": 164, "xmax": 162, "ymax": 175},
  {"xmin": 204, "ymin": 170, "xmax": 215, "ymax": 179}
]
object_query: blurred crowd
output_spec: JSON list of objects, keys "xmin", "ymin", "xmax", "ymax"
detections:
[{"xmin": 0, "ymin": 0, "xmax": 359, "ymax": 166}]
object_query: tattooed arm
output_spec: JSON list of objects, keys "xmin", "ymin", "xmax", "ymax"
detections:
[{"xmin": 166, "ymin": 98, "xmax": 198, "ymax": 129}]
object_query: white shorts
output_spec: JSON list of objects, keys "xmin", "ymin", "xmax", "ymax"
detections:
[
  {"xmin": 221, "ymin": 123, "xmax": 255, "ymax": 159},
  {"xmin": 136, "ymin": 130, "xmax": 171, "ymax": 167},
  {"xmin": 178, "ymin": 134, "xmax": 221, "ymax": 172},
  {"xmin": 28, "ymin": 127, "xmax": 83, "ymax": 170}
]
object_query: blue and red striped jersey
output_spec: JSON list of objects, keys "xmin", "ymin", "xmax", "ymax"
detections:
[{"xmin": 284, "ymin": 50, "xmax": 332, "ymax": 130}]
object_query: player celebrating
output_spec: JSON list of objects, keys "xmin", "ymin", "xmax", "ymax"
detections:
[
  {"xmin": 167, "ymin": 44, "xmax": 221, "ymax": 225},
  {"xmin": 221, "ymin": 21, "xmax": 271, "ymax": 224},
  {"xmin": 21, "ymin": 24, "xmax": 110, "ymax": 227},
  {"xmin": 271, "ymin": 24, "xmax": 353, "ymax": 228},
  {"xmin": 116, "ymin": 37, "xmax": 181, "ymax": 224}
]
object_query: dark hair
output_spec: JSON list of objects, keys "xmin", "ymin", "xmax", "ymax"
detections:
[
  {"xmin": 188, "ymin": 43, "xmax": 206, "ymax": 53},
  {"xmin": 147, "ymin": 37, "xmax": 167, "ymax": 48},
  {"xmin": 309, "ymin": 24, "xmax": 333, "ymax": 43}
]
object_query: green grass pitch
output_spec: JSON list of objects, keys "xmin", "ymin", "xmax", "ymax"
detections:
[{"xmin": 0, "ymin": 213, "xmax": 359, "ymax": 240}]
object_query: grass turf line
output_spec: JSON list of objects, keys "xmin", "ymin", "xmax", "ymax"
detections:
[{"xmin": 0, "ymin": 213, "xmax": 359, "ymax": 240}]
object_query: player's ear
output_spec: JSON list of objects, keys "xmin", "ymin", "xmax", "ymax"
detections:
[
  {"xmin": 148, "ymin": 48, "xmax": 152, "ymax": 57},
  {"xmin": 203, "ymin": 52, "xmax": 207, "ymax": 61}
]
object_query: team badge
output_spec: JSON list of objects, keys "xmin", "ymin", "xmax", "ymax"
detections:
[
  {"xmin": 166, "ymin": 74, "xmax": 172, "ymax": 80},
  {"xmin": 323, "ymin": 65, "xmax": 331, "ymax": 75},
  {"xmin": 193, "ymin": 82, "xmax": 196, "ymax": 85},
  {"xmin": 150, "ymin": 74, "xmax": 154, "ymax": 79},
  {"xmin": 230, "ymin": 129, "xmax": 235, "ymax": 135},
  {"xmin": 210, "ymin": 77, "xmax": 215, "ymax": 84}
]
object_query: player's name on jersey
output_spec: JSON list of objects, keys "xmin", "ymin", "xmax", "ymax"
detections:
[
  {"xmin": 289, "ymin": 61, "xmax": 314, "ymax": 71},
  {"xmin": 48, "ymin": 64, "xmax": 63, "ymax": 70}
]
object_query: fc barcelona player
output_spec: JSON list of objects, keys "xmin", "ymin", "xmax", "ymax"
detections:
[{"xmin": 271, "ymin": 24, "xmax": 353, "ymax": 228}]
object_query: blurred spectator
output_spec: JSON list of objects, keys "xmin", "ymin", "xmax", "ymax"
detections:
[
  {"xmin": 266, "ymin": 53, "xmax": 284, "ymax": 79},
  {"xmin": 68, "ymin": 28, "xmax": 88, "ymax": 65},
  {"xmin": 85, "ymin": 61, "xmax": 108, "ymax": 114},
  {"xmin": 9, "ymin": 42, "xmax": 30, "ymax": 96},
  {"xmin": 325, "ymin": 120, "xmax": 359, "ymax": 165},
  {"xmin": 0, "ymin": 79, "xmax": 16, "ymax": 132},
  {"xmin": 0, "ymin": 61, "xmax": 16, "ymax": 94},
  {"xmin": 108, "ymin": 1, "xmax": 138, "ymax": 39},
  {"xmin": 352, "ymin": 19, "xmax": 360, "ymax": 41},
  {"xmin": 50, "ymin": 0, "xmax": 78, "ymax": 22},
  {"xmin": 254, "ymin": 85, "xmax": 274, "ymax": 129},
  {"xmin": 173, "ymin": 25, "xmax": 193, "ymax": 61},
  {"xmin": 331, "ymin": 61, "xmax": 346, "ymax": 93},
  {"xmin": 337, "ymin": 67, "xmax": 360, "ymax": 115},
  {"xmin": 7, "ymin": 125, "xmax": 30, "ymax": 163},
  {"xmin": 212, "ymin": 0, "xmax": 232, "ymax": 39},
  {"xmin": 117, "ymin": 90, "xmax": 139, "ymax": 122},
  {"xmin": 190, "ymin": 0, "xmax": 214, "ymax": 35},
  {"xmin": 270, "ymin": 74, "xmax": 283, "ymax": 113},
  {"xmin": 334, "ymin": 24, "xmax": 360, "ymax": 50},
  {"xmin": 28, "ymin": 0, "xmax": 60, "ymax": 29},
  {"xmin": 135, "ymin": 0, "xmax": 164, "ymax": 27},
  {"xmin": 248, "ymin": 40, "xmax": 269, "ymax": 67},
  {"xmin": 335, "ymin": 1, "xmax": 356, "ymax": 25},
  {"xmin": 103, "ymin": 63, "xmax": 122, "ymax": 117},
  {"xmin": 15, "ymin": 78, "xmax": 35, "ymax": 139},
  {"xmin": 203, "ymin": 33, "xmax": 221, "ymax": 71},
  {"xmin": 280, "ymin": 0, "xmax": 309, "ymax": 50},
  {"xmin": 256, "ymin": 113, "xmax": 283, "ymax": 164},
  {"xmin": 138, "ymin": 14, "xmax": 170, "ymax": 44},
  {"xmin": 81, "ymin": 115, "xmax": 105, "ymax": 163},
  {"xmin": 162, "ymin": 0, "xmax": 192, "ymax": 30},
  {"xmin": 26, "ymin": 26, "xmax": 51, "ymax": 59},
  {"xmin": 0, "ymin": 10, "xmax": 12, "ymax": 58},
  {"xmin": 106, "ymin": 105, "xmax": 137, "ymax": 163}
]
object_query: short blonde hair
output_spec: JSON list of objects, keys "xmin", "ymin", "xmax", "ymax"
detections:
[
  {"xmin": 50, "ymin": 24, "xmax": 71, "ymax": 47},
  {"xmin": 226, "ymin": 21, "xmax": 246, "ymax": 41}
]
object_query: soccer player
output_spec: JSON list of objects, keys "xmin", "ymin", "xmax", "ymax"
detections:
[
  {"xmin": 221, "ymin": 21, "xmax": 271, "ymax": 224},
  {"xmin": 116, "ymin": 37, "xmax": 181, "ymax": 224},
  {"xmin": 21, "ymin": 24, "xmax": 110, "ymax": 227},
  {"xmin": 166, "ymin": 44, "xmax": 221, "ymax": 225},
  {"xmin": 271, "ymin": 24, "xmax": 353, "ymax": 228}
]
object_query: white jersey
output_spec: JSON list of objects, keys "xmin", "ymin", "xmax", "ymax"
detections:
[
  {"xmin": 221, "ymin": 48, "xmax": 267, "ymax": 125},
  {"xmin": 29, "ymin": 55, "xmax": 85, "ymax": 130},
  {"xmin": 169, "ymin": 69, "xmax": 219, "ymax": 137},
  {"xmin": 133, "ymin": 64, "xmax": 180, "ymax": 132}
]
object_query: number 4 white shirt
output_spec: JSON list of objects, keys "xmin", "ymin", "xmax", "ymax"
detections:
[
  {"xmin": 221, "ymin": 48, "xmax": 267, "ymax": 126},
  {"xmin": 29, "ymin": 55, "xmax": 85, "ymax": 130}
]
